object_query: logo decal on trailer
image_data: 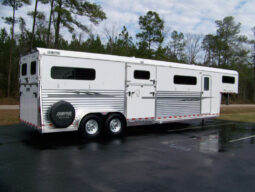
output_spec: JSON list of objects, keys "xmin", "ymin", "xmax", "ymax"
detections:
[{"xmin": 56, "ymin": 111, "xmax": 73, "ymax": 119}]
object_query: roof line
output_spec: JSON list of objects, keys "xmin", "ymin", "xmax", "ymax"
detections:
[{"xmin": 36, "ymin": 48, "xmax": 238, "ymax": 75}]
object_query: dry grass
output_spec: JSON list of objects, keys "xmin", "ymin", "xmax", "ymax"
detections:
[
  {"xmin": 0, "ymin": 110, "xmax": 19, "ymax": 126},
  {"xmin": 220, "ymin": 106, "xmax": 255, "ymax": 114},
  {"xmin": 219, "ymin": 106, "xmax": 255, "ymax": 123},
  {"xmin": 0, "ymin": 98, "xmax": 19, "ymax": 105},
  {"xmin": 218, "ymin": 112, "xmax": 255, "ymax": 123}
]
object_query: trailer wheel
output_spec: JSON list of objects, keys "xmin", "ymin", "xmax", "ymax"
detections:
[
  {"xmin": 105, "ymin": 114, "xmax": 126, "ymax": 136},
  {"xmin": 79, "ymin": 114, "xmax": 102, "ymax": 139}
]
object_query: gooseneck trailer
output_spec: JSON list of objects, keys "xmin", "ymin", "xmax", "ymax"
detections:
[{"xmin": 19, "ymin": 48, "xmax": 238, "ymax": 138}]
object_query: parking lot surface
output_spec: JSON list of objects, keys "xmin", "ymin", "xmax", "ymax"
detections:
[{"xmin": 1, "ymin": 119, "xmax": 255, "ymax": 192}]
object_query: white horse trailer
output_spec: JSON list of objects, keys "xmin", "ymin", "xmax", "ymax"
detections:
[{"xmin": 19, "ymin": 48, "xmax": 238, "ymax": 137}]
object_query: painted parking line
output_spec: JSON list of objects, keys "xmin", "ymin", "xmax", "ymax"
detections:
[
  {"xmin": 167, "ymin": 122, "xmax": 234, "ymax": 133},
  {"xmin": 229, "ymin": 135, "xmax": 255, "ymax": 143}
]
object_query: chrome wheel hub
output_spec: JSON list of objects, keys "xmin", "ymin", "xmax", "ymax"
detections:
[
  {"xmin": 109, "ymin": 118, "xmax": 122, "ymax": 133},
  {"xmin": 85, "ymin": 119, "xmax": 98, "ymax": 135}
]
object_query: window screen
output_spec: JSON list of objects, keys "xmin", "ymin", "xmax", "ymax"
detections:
[
  {"xmin": 222, "ymin": 76, "xmax": 235, "ymax": 84},
  {"xmin": 204, "ymin": 77, "xmax": 209, "ymax": 91},
  {"xmin": 21, "ymin": 64, "xmax": 27, "ymax": 76},
  {"xmin": 134, "ymin": 70, "xmax": 150, "ymax": 80},
  {"xmin": 174, "ymin": 75, "xmax": 197, "ymax": 85},
  {"xmin": 31, "ymin": 61, "xmax": 36, "ymax": 75},
  {"xmin": 51, "ymin": 67, "xmax": 96, "ymax": 80}
]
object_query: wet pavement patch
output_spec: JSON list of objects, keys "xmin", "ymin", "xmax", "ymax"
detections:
[{"xmin": 0, "ymin": 119, "xmax": 255, "ymax": 192}]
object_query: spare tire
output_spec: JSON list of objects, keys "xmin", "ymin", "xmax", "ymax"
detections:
[{"xmin": 49, "ymin": 101, "xmax": 75, "ymax": 128}]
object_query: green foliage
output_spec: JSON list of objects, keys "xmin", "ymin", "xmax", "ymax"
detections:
[
  {"xmin": 27, "ymin": 11, "xmax": 45, "ymax": 21},
  {"xmin": 2, "ymin": 17, "xmax": 16, "ymax": 25},
  {"xmin": 136, "ymin": 11, "xmax": 164, "ymax": 52},
  {"xmin": 80, "ymin": 1, "xmax": 107, "ymax": 24},
  {"xmin": 106, "ymin": 26, "xmax": 137, "ymax": 56},
  {"xmin": 53, "ymin": 0, "xmax": 106, "ymax": 48},
  {"xmin": 202, "ymin": 16, "xmax": 253, "ymax": 102},
  {"xmin": 166, "ymin": 30, "xmax": 186, "ymax": 62},
  {"xmin": 202, "ymin": 34, "xmax": 216, "ymax": 66},
  {"xmin": 0, "ymin": 29, "xmax": 10, "ymax": 95},
  {"xmin": 2, "ymin": 0, "xmax": 30, "ymax": 10},
  {"xmin": 203, "ymin": 16, "xmax": 249, "ymax": 67},
  {"xmin": 1, "ymin": 0, "xmax": 31, "ymax": 97},
  {"xmin": 84, "ymin": 35, "xmax": 105, "ymax": 53},
  {"xmin": 2, "ymin": 0, "xmax": 30, "ymax": 27},
  {"xmin": 154, "ymin": 46, "xmax": 168, "ymax": 61}
]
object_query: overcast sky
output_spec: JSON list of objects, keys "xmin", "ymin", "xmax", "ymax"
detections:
[{"xmin": 0, "ymin": 0, "xmax": 254, "ymax": 42}]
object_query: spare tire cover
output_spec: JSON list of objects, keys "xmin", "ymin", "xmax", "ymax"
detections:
[{"xmin": 49, "ymin": 101, "xmax": 75, "ymax": 128}]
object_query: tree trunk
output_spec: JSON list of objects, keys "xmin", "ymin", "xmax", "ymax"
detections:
[
  {"xmin": 253, "ymin": 53, "xmax": 255, "ymax": 102},
  {"xmin": 54, "ymin": 0, "xmax": 62, "ymax": 48},
  {"xmin": 47, "ymin": 0, "xmax": 54, "ymax": 47},
  {"xmin": 253, "ymin": 30, "xmax": 255, "ymax": 103},
  {"xmin": 253, "ymin": 39, "xmax": 255, "ymax": 102},
  {"xmin": 30, "ymin": 0, "xmax": 38, "ymax": 50},
  {"xmin": 7, "ymin": 5, "xmax": 16, "ymax": 97},
  {"xmin": 218, "ymin": 51, "xmax": 221, "ymax": 67},
  {"xmin": 209, "ymin": 50, "xmax": 211, "ymax": 66}
]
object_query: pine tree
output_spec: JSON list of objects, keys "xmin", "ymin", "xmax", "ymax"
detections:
[
  {"xmin": 136, "ymin": 11, "xmax": 164, "ymax": 57},
  {"xmin": 1, "ymin": 0, "xmax": 31, "ymax": 97},
  {"xmin": 28, "ymin": 0, "xmax": 49, "ymax": 49},
  {"xmin": 166, "ymin": 30, "xmax": 186, "ymax": 62},
  {"xmin": 53, "ymin": 0, "xmax": 106, "ymax": 48}
]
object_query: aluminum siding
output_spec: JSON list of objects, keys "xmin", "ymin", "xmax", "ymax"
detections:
[
  {"xmin": 41, "ymin": 89, "xmax": 125, "ymax": 131},
  {"xmin": 156, "ymin": 91, "xmax": 201, "ymax": 117}
]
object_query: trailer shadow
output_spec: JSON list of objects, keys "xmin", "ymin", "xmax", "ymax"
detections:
[{"xmin": 21, "ymin": 119, "xmax": 220, "ymax": 150}]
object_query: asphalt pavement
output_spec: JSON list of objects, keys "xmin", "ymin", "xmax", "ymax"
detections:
[{"xmin": 0, "ymin": 119, "xmax": 255, "ymax": 192}]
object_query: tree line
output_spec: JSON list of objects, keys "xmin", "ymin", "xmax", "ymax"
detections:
[{"xmin": 0, "ymin": 0, "xmax": 254, "ymax": 103}]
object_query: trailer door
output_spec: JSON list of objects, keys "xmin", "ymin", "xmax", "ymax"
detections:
[
  {"xmin": 20, "ymin": 54, "xmax": 40, "ymax": 127},
  {"xmin": 126, "ymin": 64, "xmax": 156, "ymax": 120},
  {"xmin": 201, "ymin": 75, "xmax": 211, "ymax": 114}
]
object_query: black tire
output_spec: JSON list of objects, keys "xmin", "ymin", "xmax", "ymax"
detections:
[
  {"xmin": 79, "ymin": 114, "xmax": 102, "ymax": 139},
  {"xmin": 105, "ymin": 114, "xmax": 126, "ymax": 136},
  {"xmin": 49, "ymin": 101, "xmax": 75, "ymax": 128}
]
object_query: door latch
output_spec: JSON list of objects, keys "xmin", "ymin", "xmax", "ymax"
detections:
[
  {"xmin": 128, "ymin": 91, "xmax": 135, "ymax": 96},
  {"xmin": 150, "ymin": 80, "xmax": 156, "ymax": 84},
  {"xmin": 150, "ymin": 92, "xmax": 155, "ymax": 97}
]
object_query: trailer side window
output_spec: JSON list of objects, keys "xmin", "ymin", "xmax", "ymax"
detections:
[
  {"xmin": 222, "ymin": 76, "xmax": 235, "ymax": 84},
  {"xmin": 174, "ymin": 75, "xmax": 197, "ymax": 85},
  {"xmin": 21, "ymin": 64, "xmax": 27, "ymax": 76},
  {"xmin": 51, "ymin": 67, "xmax": 96, "ymax": 80},
  {"xmin": 31, "ymin": 61, "xmax": 36, "ymax": 75},
  {"xmin": 134, "ymin": 70, "xmax": 150, "ymax": 80},
  {"xmin": 204, "ymin": 77, "xmax": 209, "ymax": 91}
]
